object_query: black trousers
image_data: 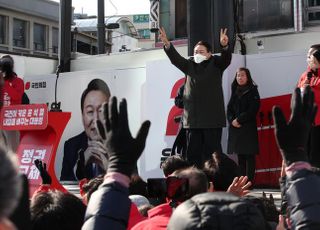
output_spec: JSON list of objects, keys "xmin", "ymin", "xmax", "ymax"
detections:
[
  {"xmin": 185, "ymin": 128, "xmax": 222, "ymax": 168},
  {"xmin": 308, "ymin": 125, "xmax": 320, "ymax": 168},
  {"xmin": 237, "ymin": 154, "xmax": 256, "ymax": 182}
]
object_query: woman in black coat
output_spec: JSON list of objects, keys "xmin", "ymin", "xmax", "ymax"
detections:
[{"xmin": 227, "ymin": 67, "xmax": 260, "ymax": 182}]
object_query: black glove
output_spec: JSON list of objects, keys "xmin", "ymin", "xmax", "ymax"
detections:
[
  {"xmin": 174, "ymin": 84, "xmax": 185, "ymax": 109},
  {"xmin": 34, "ymin": 159, "xmax": 52, "ymax": 185},
  {"xmin": 171, "ymin": 127, "xmax": 187, "ymax": 157},
  {"xmin": 96, "ymin": 97, "xmax": 151, "ymax": 177},
  {"xmin": 272, "ymin": 86, "xmax": 317, "ymax": 166}
]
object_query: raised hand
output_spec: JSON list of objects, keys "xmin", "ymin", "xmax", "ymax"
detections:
[
  {"xmin": 273, "ymin": 86, "xmax": 317, "ymax": 166},
  {"xmin": 158, "ymin": 27, "xmax": 170, "ymax": 47},
  {"xmin": 34, "ymin": 159, "xmax": 52, "ymax": 185},
  {"xmin": 84, "ymin": 140, "xmax": 109, "ymax": 168},
  {"xmin": 227, "ymin": 176, "xmax": 251, "ymax": 196},
  {"xmin": 220, "ymin": 28, "xmax": 229, "ymax": 47},
  {"xmin": 96, "ymin": 97, "xmax": 151, "ymax": 177}
]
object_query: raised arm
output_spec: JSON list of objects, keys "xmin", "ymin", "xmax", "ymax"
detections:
[
  {"xmin": 82, "ymin": 97, "xmax": 150, "ymax": 230},
  {"xmin": 159, "ymin": 27, "xmax": 189, "ymax": 74},
  {"xmin": 215, "ymin": 28, "xmax": 232, "ymax": 71},
  {"xmin": 273, "ymin": 86, "xmax": 320, "ymax": 229}
]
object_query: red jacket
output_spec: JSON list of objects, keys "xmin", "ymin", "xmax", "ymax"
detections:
[
  {"xmin": 128, "ymin": 203, "xmax": 146, "ymax": 229},
  {"xmin": 131, "ymin": 203, "xmax": 173, "ymax": 230},
  {"xmin": 297, "ymin": 68, "xmax": 320, "ymax": 125},
  {"xmin": 2, "ymin": 74, "xmax": 24, "ymax": 106}
]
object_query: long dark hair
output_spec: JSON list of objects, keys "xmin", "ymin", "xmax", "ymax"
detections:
[
  {"xmin": 231, "ymin": 67, "xmax": 257, "ymax": 93},
  {"xmin": 0, "ymin": 55, "xmax": 15, "ymax": 78},
  {"xmin": 310, "ymin": 44, "xmax": 320, "ymax": 50}
]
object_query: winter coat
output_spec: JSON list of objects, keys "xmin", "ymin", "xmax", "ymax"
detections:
[
  {"xmin": 2, "ymin": 73, "xmax": 24, "ymax": 106},
  {"xmin": 285, "ymin": 169, "xmax": 320, "ymax": 229},
  {"xmin": 164, "ymin": 44, "xmax": 232, "ymax": 129},
  {"xmin": 131, "ymin": 202, "xmax": 173, "ymax": 230},
  {"xmin": 227, "ymin": 85, "xmax": 260, "ymax": 155},
  {"xmin": 167, "ymin": 192, "xmax": 267, "ymax": 230},
  {"xmin": 82, "ymin": 181, "xmax": 131, "ymax": 230}
]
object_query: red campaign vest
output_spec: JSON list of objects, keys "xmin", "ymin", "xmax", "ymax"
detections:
[
  {"xmin": 297, "ymin": 68, "xmax": 320, "ymax": 125},
  {"xmin": 2, "ymin": 75, "xmax": 24, "ymax": 106}
]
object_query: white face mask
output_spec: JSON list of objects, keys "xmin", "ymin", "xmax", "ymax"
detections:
[{"xmin": 194, "ymin": 54, "xmax": 207, "ymax": 64}]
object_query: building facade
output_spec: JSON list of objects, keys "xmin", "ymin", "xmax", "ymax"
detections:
[
  {"xmin": 0, "ymin": 0, "xmax": 59, "ymax": 58},
  {"xmin": 159, "ymin": 0, "xmax": 320, "ymax": 54},
  {"xmin": 0, "ymin": 0, "xmax": 147, "ymax": 57}
]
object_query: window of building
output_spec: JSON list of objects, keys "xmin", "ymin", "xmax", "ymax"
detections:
[
  {"xmin": 13, "ymin": 18, "xmax": 28, "ymax": 48},
  {"xmin": 175, "ymin": 0, "xmax": 187, "ymax": 38},
  {"xmin": 52, "ymin": 27, "xmax": 59, "ymax": 54},
  {"xmin": 238, "ymin": 0, "xmax": 294, "ymax": 33},
  {"xmin": 306, "ymin": 0, "xmax": 320, "ymax": 24},
  {"xmin": 0, "ymin": 15, "xmax": 8, "ymax": 45},
  {"xmin": 138, "ymin": 29, "xmax": 150, "ymax": 39},
  {"xmin": 34, "ymin": 23, "xmax": 47, "ymax": 51}
]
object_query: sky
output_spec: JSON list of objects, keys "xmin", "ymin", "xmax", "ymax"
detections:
[{"xmin": 52, "ymin": 0, "xmax": 151, "ymax": 16}]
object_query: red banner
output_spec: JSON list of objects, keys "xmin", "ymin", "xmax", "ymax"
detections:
[
  {"xmin": 18, "ymin": 145, "xmax": 53, "ymax": 186},
  {"xmin": 0, "ymin": 104, "xmax": 48, "ymax": 130}
]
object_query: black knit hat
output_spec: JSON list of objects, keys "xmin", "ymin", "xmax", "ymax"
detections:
[{"xmin": 168, "ymin": 192, "xmax": 267, "ymax": 230}]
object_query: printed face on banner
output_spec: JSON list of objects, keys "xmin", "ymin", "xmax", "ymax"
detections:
[{"xmin": 82, "ymin": 90, "xmax": 109, "ymax": 141}]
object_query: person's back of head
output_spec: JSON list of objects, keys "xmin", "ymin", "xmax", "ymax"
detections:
[
  {"xmin": 81, "ymin": 174, "xmax": 104, "ymax": 202},
  {"xmin": 137, "ymin": 204, "xmax": 154, "ymax": 217},
  {"xmin": 30, "ymin": 191, "xmax": 86, "ymax": 230},
  {"xmin": 0, "ymin": 145, "xmax": 22, "ymax": 230},
  {"xmin": 245, "ymin": 194, "xmax": 279, "ymax": 225},
  {"xmin": 0, "ymin": 145, "xmax": 21, "ymax": 219},
  {"xmin": 161, "ymin": 156, "xmax": 190, "ymax": 177},
  {"xmin": 168, "ymin": 192, "xmax": 267, "ymax": 230},
  {"xmin": 129, "ymin": 195, "xmax": 150, "ymax": 210},
  {"xmin": 129, "ymin": 173, "xmax": 148, "ymax": 197},
  {"xmin": 203, "ymin": 152, "xmax": 241, "ymax": 191},
  {"xmin": 172, "ymin": 167, "xmax": 208, "ymax": 200}
]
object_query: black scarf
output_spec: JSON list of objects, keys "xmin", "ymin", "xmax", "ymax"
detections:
[{"xmin": 235, "ymin": 84, "xmax": 251, "ymax": 97}]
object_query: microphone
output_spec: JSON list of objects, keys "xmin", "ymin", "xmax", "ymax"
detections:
[
  {"xmin": 55, "ymin": 64, "xmax": 62, "ymax": 76},
  {"xmin": 307, "ymin": 71, "xmax": 313, "ymax": 81},
  {"xmin": 50, "ymin": 63, "xmax": 62, "ymax": 112},
  {"xmin": 174, "ymin": 115, "xmax": 182, "ymax": 123}
]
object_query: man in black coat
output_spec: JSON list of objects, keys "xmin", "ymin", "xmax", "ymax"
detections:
[{"xmin": 159, "ymin": 27, "xmax": 232, "ymax": 168}]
